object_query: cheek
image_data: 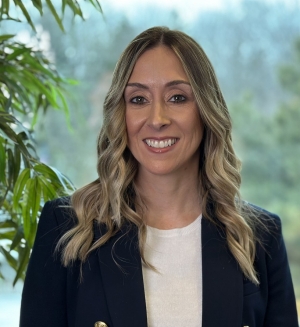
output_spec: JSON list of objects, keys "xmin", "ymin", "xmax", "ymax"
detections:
[
  {"xmin": 125, "ymin": 113, "xmax": 142, "ymax": 151},
  {"xmin": 125, "ymin": 112, "xmax": 136, "ymax": 138},
  {"xmin": 189, "ymin": 114, "xmax": 204, "ymax": 144},
  {"xmin": 125, "ymin": 111, "xmax": 145, "ymax": 138},
  {"xmin": 184, "ymin": 109, "xmax": 203, "ymax": 133}
]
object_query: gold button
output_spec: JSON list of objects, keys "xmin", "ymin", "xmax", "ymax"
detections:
[{"xmin": 95, "ymin": 322, "xmax": 108, "ymax": 327}]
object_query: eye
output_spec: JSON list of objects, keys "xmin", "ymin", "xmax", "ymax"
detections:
[
  {"xmin": 169, "ymin": 94, "xmax": 186, "ymax": 103},
  {"xmin": 130, "ymin": 96, "xmax": 147, "ymax": 105}
]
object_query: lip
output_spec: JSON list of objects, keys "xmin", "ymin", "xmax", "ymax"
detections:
[{"xmin": 143, "ymin": 137, "xmax": 178, "ymax": 140}]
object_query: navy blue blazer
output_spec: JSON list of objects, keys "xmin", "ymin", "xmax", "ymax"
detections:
[{"xmin": 20, "ymin": 198, "xmax": 298, "ymax": 327}]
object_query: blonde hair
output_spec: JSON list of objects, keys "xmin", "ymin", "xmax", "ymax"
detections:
[{"xmin": 58, "ymin": 26, "xmax": 260, "ymax": 284}]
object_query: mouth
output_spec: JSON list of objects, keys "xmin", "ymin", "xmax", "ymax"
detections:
[{"xmin": 144, "ymin": 138, "xmax": 178, "ymax": 149}]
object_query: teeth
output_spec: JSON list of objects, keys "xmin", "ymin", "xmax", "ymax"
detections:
[{"xmin": 145, "ymin": 138, "xmax": 177, "ymax": 149}]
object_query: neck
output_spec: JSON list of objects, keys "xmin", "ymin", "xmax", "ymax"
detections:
[{"xmin": 135, "ymin": 170, "xmax": 202, "ymax": 230}]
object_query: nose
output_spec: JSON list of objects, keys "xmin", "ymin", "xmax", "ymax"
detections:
[{"xmin": 147, "ymin": 100, "xmax": 171, "ymax": 130}]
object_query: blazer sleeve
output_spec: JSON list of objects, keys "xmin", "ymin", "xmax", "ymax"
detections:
[
  {"xmin": 263, "ymin": 214, "xmax": 298, "ymax": 326},
  {"xmin": 20, "ymin": 199, "xmax": 72, "ymax": 327}
]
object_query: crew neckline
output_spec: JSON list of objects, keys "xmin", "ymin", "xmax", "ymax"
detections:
[{"xmin": 146, "ymin": 214, "xmax": 202, "ymax": 237}]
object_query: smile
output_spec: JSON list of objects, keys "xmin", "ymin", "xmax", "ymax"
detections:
[{"xmin": 144, "ymin": 138, "xmax": 177, "ymax": 149}]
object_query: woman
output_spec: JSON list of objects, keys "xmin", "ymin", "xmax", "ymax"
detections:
[{"xmin": 20, "ymin": 26, "xmax": 298, "ymax": 327}]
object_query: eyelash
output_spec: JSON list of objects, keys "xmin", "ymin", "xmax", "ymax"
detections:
[
  {"xmin": 130, "ymin": 96, "xmax": 146, "ymax": 104},
  {"xmin": 129, "ymin": 94, "xmax": 186, "ymax": 105},
  {"xmin": 170, "ymin": 94, "xmax": 186, "ymax": 103}
]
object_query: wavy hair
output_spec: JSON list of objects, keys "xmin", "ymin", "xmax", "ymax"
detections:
[{"xmin": 58, "ymin": 26, "xmax": 260, "ymax": 284}]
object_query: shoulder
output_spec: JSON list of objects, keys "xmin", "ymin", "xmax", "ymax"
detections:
[
  {"xmin": 44, "ymin": 196, "xmax": 72, "ymax": 212},
  {"xmin": 243, "ymin": 202, "xmax": 282, "ymax": 236},
  {"xmin": 242, "ymin": 202, "xmax": 286, "ymax": 259},
  {"xmin": 241, "ymin": 204, "xmax": 298, "ymax": 325},
  {"xmin": 39, "ymin": 196, "xmax": 77, "ymax": 236},
  {"xmin": 244, "ymin": 203, "xmax": 288, "ymax": 267}
]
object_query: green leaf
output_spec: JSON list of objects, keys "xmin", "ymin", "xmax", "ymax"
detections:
[
  {"xmin": 0, "ymin": 140, "xmax": 6, "ymax": 184},
  {"xmin": 49, "ymin": 165, "xmax": 75, "ymax": 191},
  {"xmin": 7, "ymin": 148, "xmax": 14, "ymax": 189},
  {"xmin": 65, "ymin": 78, "xmax": 78, "ymax": 85},
  {"xmin": 0, "ymin": 246, "xmax": 17, "ymax": 270},
  {"xmin": 31, "ymin": 0, "xmax": 43, "ymax": 15},
  {"xmin": 10, "ymin": 226, "xmax": 24, "ymax": 251},
  {"xmin": 39, "ymin": 175, "xmax": 58, "ymax": 201},
  {"xmin": 1, "ymin": 15, "xmax": 22, "ymax": 23},
  {"xmin": 14, "ymin": 0, "xmax": 36, "ymax": 31},
  {"xmin": 88, "ymin": 0, "xmax": 103, "ymax": 13},
  {"xmin": 45, "ymin": 0, "xmax": 65, "ymax": 32},
  {"xmin": 31, "ymin": 177, "xmax": 41, "ymax": 227},
  {"xmin": 0, "ymin": 34, "xmax": 15, "ymax": 42},
  {"xmin": 0, "ymin": 220, "xmax": 18, "ymax": 229},
  {"xmin": 13, "ymin": 168, "xmax": 30, "ymax": 210},
  {"xmin": 21, "ymin": 152, "xmax": 31, "ymax": 169},
  {"xmin": 13, "ymin": 245, "xmax": 30, "ymax": 285},
  {"xmin": 0, "ymin": 0, "xmax": 6, "ymax": 19},
  {"xmin": 22, "ymin": 178, "xmax": 35, "ymax": 243},
  {"xmin": 21, "ymin": 176, "xmax": 40, "ymax": 247},
  {"xmin": 24, "ymin": 143, "xmax": 38, "ymax": 158},
  {"xmin": 2, "ymin": 0, "xmax": 10, "ymax": 16},
  {"xmin": 0, "ymin": 230, "xmax": 15, "ymax": 240},
  {"xmin": 0, "ymin": 122, "xmax": 33, "ymax": 159},
  {"xmin": 62, "ymin": 0, "xmax": 67, "ymax": 13},
  {"xmin": 65, "ymin": 0, "xmax": 83, "ymax": 17},
  {"xmin": 0, "ymin": 121, "xmax": 18, "ymax": 143},
  {"xmin": 0, "ymin": 112, "xmax": 20, "ymax": 125},
  {"xmin": 22, "ymin": 70, "xmax": 59, "ymax": 108},
  {"xmin": 13, "ymin": 145, "xmax": 21, "ymax": 184},
  {"xmin": 34, "ymin": 163, "xmax": 60, "ymax": 184},
  {"xmin": 56, "ymin": 87, "xmax": 71, "ymax": 128},
  {"xmin": 27, "ymin": 219, "xmax": 37, "ymax": 249},
  {"xmin": 1, "ymin": 80, "xmax": 27, "ymax": 113},
  {"xmin": 6, "ymin": 47, "xmax": 30, "ymax": 61}
]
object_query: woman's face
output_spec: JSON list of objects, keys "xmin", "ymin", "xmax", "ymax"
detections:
[{"xmin": 124, "ymin": 45, "xmax": 204, "ymax": 179}]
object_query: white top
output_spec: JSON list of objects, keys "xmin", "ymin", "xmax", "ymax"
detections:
[{"xmin": 142, "ymin": 215, "xmax": 203, "ymax": 327}]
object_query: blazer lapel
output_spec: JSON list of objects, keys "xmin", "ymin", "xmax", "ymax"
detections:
[
  {"xmin": 202, "ymin": 217, "xmax": 243, "ymax": 327},
  {"xmin": 97, "ymin": 224, "xmax": 148, "ymax": 327},
  {"xmin": 94, "ymin": 217, "xmax": 243, "ymax": 327}
]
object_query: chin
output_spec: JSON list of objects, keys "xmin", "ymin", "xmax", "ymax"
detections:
[{"xmin": 138, "ymin": 163, "xmax": 180, "ymax": 177}]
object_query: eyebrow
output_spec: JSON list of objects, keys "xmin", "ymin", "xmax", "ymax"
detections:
[{"xmin": 126, "ymin": 80, "xmax": 191, "ymax": 89}]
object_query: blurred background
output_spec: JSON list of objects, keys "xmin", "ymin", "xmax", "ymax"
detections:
[{"xmin": 0, "ymin": 0, "xmax": 299, "ymax": 324}]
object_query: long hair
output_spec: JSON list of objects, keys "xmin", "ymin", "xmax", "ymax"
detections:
[{"xmin": 58, "ymin": 26, "xmax": 260, "ymax": 284}]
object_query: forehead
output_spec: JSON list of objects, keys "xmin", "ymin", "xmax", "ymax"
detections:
[{"xmin": 128, "ymin": 45, "xmax": 189, "ymax": 84}]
